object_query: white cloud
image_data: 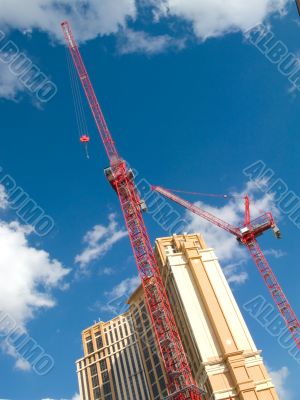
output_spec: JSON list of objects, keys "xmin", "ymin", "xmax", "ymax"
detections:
[
  {"xmin": 0, "ymin": 0, "xmax": 136, "ymax": 42},
  {"xmin": 0, "ymin": 0, "xmax": 290, "ymax": 45},
  {"xmin": 108, "ymin": 276, "xmax": 140, "ymax": 298},
  {"xmin": 223, "ymin": 261, "xmax": 248, "ymax": 285},
  {"xmin": 0, "ymin": 184, "xmax": 8, "ymax": 208},
  {"xmin": 264, "ymin": 248, "xmax": 287, "ymax": 258},
  {"xmin": 0, "ymin": 62, "xmax": 24, "ymax": 101},
  {"xmin": 117, "ymin": 28, "xmax": 185, "ymax": 54},
  {"xmin": 0, "ymin": 221, "xmax": 69, "ymax": 327},
  {"xmin": 269, "ymin": 366, "xmax": 291, "ymax": 399},
  {"xmin": 99, "ymin": 267, "xmax": 115, "ymax": 276},
  {"xmin": 0, "ymin": 186, "xmax": 70, "ymax": 370},
  {"xmin": 91, "ymin": 276, "xmax": 140, "ymax": 316},
  {"xmin": 41, "ymin": 395, "xmax": 80, "ymax": 400},
  {"xmin": 184, "ymin": 179, "xmax": 280, "ymax": 285},
  {"xmin": 154, "ymin": 0, "xmax": 290, "ymax": 40},
  {"xmin": 75, "ymin": 213, "xmax": 127, "ymax": 270}
]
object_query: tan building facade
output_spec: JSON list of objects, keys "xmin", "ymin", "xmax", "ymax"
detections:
[
  {"xmin": 76, "ymin": 313, "xmax": 151, "ymax": 400},
  {"xmin": 152, "ymin": 233, "xmax": 279, "ymax": 400}
]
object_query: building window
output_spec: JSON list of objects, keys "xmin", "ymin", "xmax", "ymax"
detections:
[
  {"xmin": 102, "ymin": 370, "xmax": 109, "ymax": 383},
  {"xmin": 124, "ymin": 324, "xmax": 129, "ymax": 336},
  {"xmin": 159, "ymin": 377, "xmax": 166, "ymax": 392},
  {"xmin": 156, "ymin": 365, "xmax": 163, "ymax": 379},
  {"xmin": 90, "ymin": 364, "xmax": 97, "ymax": 376},
  {"xmin": 100, "ymin": 359, "xmax": 107, "ymax": 371},
  {"xmin": 96, "ymin": 336, "xmax": 103, "ymax": 349},
  {"xmin": 87, "ymin": 341, "xmax": 94, "ymax": 354},
  {"xmin": 92, "ymin": 375, "xmax": 99, "ymax": 388},
  {"xmin": 103, "ymin": 382, "xmax": 111, "ymax": 395},
  {"xmin": 93, "ymin": 387, "xmax": 101, "ymax": 399},
  {"xmin": 152, "ymin": 383, "xmax": 159, "ymax": 398}
]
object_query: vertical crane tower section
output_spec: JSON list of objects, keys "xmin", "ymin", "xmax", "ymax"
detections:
[
  {"xmin": 61, "ymin": 22, "xmax": 203, "ymax": 400},
  {"xmin": 152, "ymin": 186, "xmax": 300, "ymax": 350}
]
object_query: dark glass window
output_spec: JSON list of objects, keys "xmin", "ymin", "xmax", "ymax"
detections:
[
  {"xmin": 156, "ymin": 364, "xmax": 163, "ymax": 378},
  {"xmin": 92, "ymin": 375, "xmax": 99, "ymax": 388},
  {"xmin": 152, "ymin": 383, "xmax": 159, "ymax": 398},
  {"xmin": 149, "ymin": 371, "xmax": 155, "ymax": 383},
  {"xmin": 102, "ymin": 370, "xmax": 109, "ymax": 383},
  {"xmin": 159, "ymin": 377, "xmax": 166, "ymax": 391},
  {"xmin": 90, "ymin": 364, "xmax": 97, "ymax": 376},
  {"xmin": 87, "ymin": 341, "xmax": 94, "ymax": 354},
  {"xmin": 100, "ymin": 359, "xmax": 107, "ymax": 371},
  {"xmin": 103, "ymin": 382, "xmax": 111, "ymax": 395},
  {"xmin": 124, "ymin": 324, "xmax": 129, "ymax": 336},
  {"xmin": 93, "ymin": 387, "xmax": 101, "ymax": 399},
  {"xmin": 146, "ymin": 359, "xmax": 152, "ymax": 371},
  {"xmin": 96, "ymin": 336, "xmax": 103, "ymax": 349}
]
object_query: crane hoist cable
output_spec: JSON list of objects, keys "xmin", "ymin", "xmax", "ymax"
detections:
[
  {"xmin": 157, "ymin": 186, "xmax": 244, "ymax": 199},
  {"xmin": 65, "ymin": 48, "xmax": 90, "ymax": 159}
]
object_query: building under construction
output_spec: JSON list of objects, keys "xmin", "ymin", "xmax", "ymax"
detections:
[
  {"xmin": 61, "ymin": 18, "xmax": 299, "ymax": 400},
  {"xmin": 76, "ymin": 234, "xmax": 279, "ymax": 400}
]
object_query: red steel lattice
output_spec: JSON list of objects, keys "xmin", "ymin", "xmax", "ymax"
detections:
[{"xmin": 61, "ymin": 21, "xmax": 203, "ymax": 400}]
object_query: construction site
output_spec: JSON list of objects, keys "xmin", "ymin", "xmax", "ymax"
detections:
[
  {"xmin": 60, "ymin": 4, "xmax": 300, "ymax": 399},
  {"xmin": 1, "ymin": 2, "xmax": 300, "ymax": 400}
]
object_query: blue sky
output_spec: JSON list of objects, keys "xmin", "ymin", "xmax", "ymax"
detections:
[{"xmin": 0, "ymin": 0, "xmax": 299, "ymax": 399}]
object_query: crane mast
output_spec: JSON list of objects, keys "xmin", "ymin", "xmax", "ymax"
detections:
[
  {"xmin": 152, "ymin": 186, "xmax": 300, "ymax": 350},
  {"xmin": 61, "ymin": 21, "xmax": 203, "ymax": 400}
]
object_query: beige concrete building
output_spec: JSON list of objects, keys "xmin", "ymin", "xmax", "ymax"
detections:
[
  {"xmin": 76, "ymin": 233, "xmax": 279, "ymax": 400},
  {"xmin": 76, "ymin": 313, "xmax": 151, "ymax": 400},
  {"xmin": 152, "ymin": 233, "xmax": 279, "ymax": 400}
]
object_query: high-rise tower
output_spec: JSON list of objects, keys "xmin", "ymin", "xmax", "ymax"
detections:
[{"xmin": 76, "ymin": 233, "xmax": 279, "ymax": 400}]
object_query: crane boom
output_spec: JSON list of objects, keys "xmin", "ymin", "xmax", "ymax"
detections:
[
  {"xmin": 62, "ymin": 22, "xmax": 118, "ymax": 162},
  {"xmin": 62, "ymin": 21, "xmax": 204, "ymax": 399},
  {"xmin": 153, "ymin": 185, "xmax": 300, "ymax": 350},
  {"xmin": 152, "ymin": 185, "xmax": 242, "ymax": 237}
]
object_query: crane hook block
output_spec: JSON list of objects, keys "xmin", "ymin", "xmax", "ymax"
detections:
[{"xmin": 80, "ymin": 135, "xmax": 90, "ymax": 143}]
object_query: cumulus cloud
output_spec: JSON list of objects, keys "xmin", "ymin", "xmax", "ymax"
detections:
[
  {"xmin": 269, "ymin": 366, "xmax": 291, "ymax": 399},
  {"xmin": 108, "ymin": 275, "xmax": 140, "ymax": 299},
  {"xmin": 154, "ymin": 0, "xmax": 290, "ymax": 40},
  {"xmin": 184, "ymin": 179, "xmax": 280, "ymax": 284},
  {"xmin": 91, "ymin": 276, "xmax": 140, "ymax": 316},
  {"xmin": 0, "ymin": 0, "xmax": 136, "ymax": 42},
  {"xmin": 75, "ymin": 213, "xmax": 127, "ymax": 271},
  {"xmin": 41, "ymin": 394, "xmax": 80, "ymax": 400},
  {"xmin": 0, "ymin": 62, "xmax": 24, "ymax": 101},
  {"xmin": 0, "ymin": 0, "xmax": 291, "ymax": 44},
  {"xmin": 0, "ymin": 221, "xmax": 69, "ymax": 327},
  {"xmin": 0, "ymin": 184, "xmax": 70, "ymax": 370},
  {"xmin": 117, "ymin": 28, "xmax": 185, "ymax": 54}
]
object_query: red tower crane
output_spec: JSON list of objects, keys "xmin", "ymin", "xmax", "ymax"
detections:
[
  {"xmin": 61, "ymin": 22, "xmax": 204, "ymax": 400},
  {"xmin": 152, "ymin": 185, "xmax": 300, "ymax": 350}
]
